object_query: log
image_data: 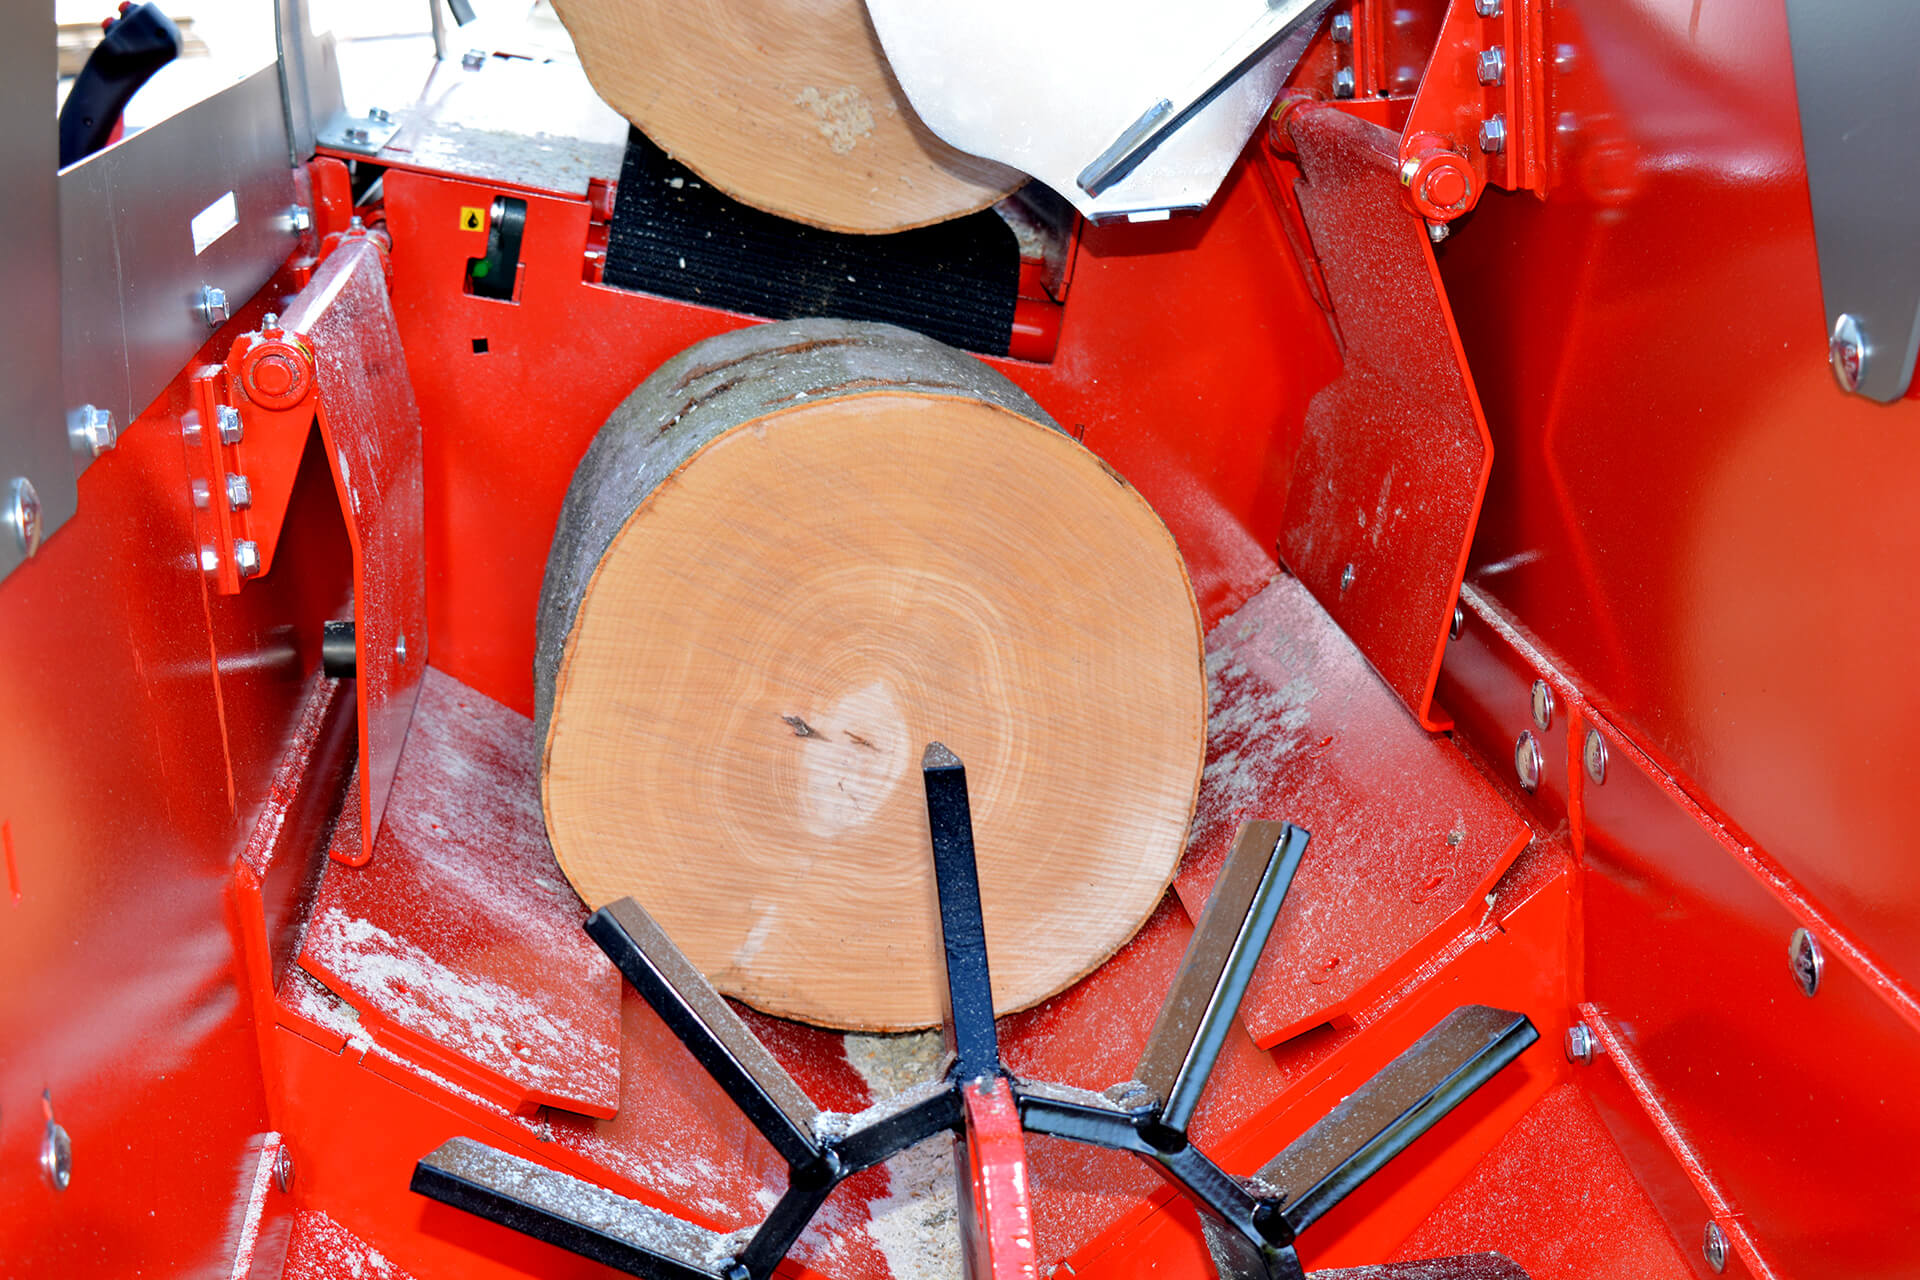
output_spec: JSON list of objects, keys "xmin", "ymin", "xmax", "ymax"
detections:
[
  {"xmin": 549, "ymin": 0, "xmax": 1025, "ymax": 234},
  {"xmin": 536, "ymin": 320, "xmax": 1205, "ymax": 1030}
]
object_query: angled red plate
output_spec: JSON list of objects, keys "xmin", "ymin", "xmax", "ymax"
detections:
[
  {"xmin": 298, "ymin": 668, "xmax": 621, "ymax": 1116},
  {"xmin": 1174, "ymin": 574, "xmax": 1530, "ymax": 1047}
]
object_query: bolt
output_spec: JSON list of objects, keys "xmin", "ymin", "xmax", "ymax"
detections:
[
  {"xmin": 1513, "ymin": 731, "xmax": 1543, "ymax": 792},
  {"xmin": 1330, "ymin": 11, "xmax": 1353, "ymax": 42},
  {"xmin": 1427, "ymin": 220, "xmax": 1450, "ymax": 243},
  {"xmin": 273, "ymin": 1144, "xmax": 295, "ymax": 1193},
  {"xmin": 349, "ymin": 215, "xmax": 366, "ymax": 233},
  {"xmin": 287, "ymin": 205, "xmax": 313, "ymax": 234},
  {"xmin": 1474, "ymin": 0, "xmax": 1501, "ymax": 15},
  {"xmin": 226, "ymin": 474, "xmax": 253, "ymax": 510},
  {"xmin": 1530, "ymin": 679, "xmax": 1555, "ymax": 731},
  {"xmin": 1339, "ymin": 562, "xmax": 1356, "ymax": 591},
  {"xmin": 1830, "ymin": 313, "xmax": 1867, "ymax": 393},
  {"xmin": 1554, "ymin": 43, "xmax": 1579, "ymax": 74},
  {"xmin": 1420, "ymin": 165, "xmax": 1470, "ymax": 210},
  {"xmin": 1789, "ymin": 927, "xmax": 1823, "ymax": 997},
  {"xmin": 1450, "ymin": 602, "xmax": 1466, "ymax": 640},
  {"xmin": 462, "ymin": 48, "xmax": 486, "ymax": 70},
  {"xmin": 1565, "ymin": 1022, "xmax": 1598, "ymax": 1065},
  {"xmin": 1479, "ymin": 115, "xmax": 1507, "ymax": 154},
  {"xmin": 234, "ymin": 540, "xmax": 262, "ymax": 578},
  {"xmin": 345, "ymin": 126, "xmax": 370, "ymax": 144},
  {"xmin": 395, "ymin": 633, "xmax": 408, "ymax": 664},
  {"xmin": 1703, "ymin": 1221, "xmax": 1728, "ymax": 1273},
  {"xmin": 70, "ymin": 404, "xmax": 117, "ymax": 457},
  {"xmin": 41, "ymin": 1118, "xmax": 71, "ymax": 1190},
  {"xmin": 199, "ymin": 284, "xmax": 230, "ymax": 328},
  {"xmin": 1393, "ymin": 64, "xmax": 1421, "ymax": 93},
  {"xmin": 1332, "ymin": 67, "xmax": 1356, "ymax": 99},
  {"xmin": 192, "ymin": 479, "xmax": 210, "ymax": 509},
  {"xmin": 1583, "ymin": 728, "xmax": 1608, "ymax": 784},
  {"xmin": 368, "ymin": 107, "xmax": 391, "ymax": 124},
  {"xmin": 7, "ymin": 477, "xmax": 42, "ymax": 557},
  {"xmin": 217, "ymin": 404, "xmax": 244, "ymax": 445},
  {"xmin": 1477, "ymin": 45, "xmax": 1506, "ymax": 85},
  {"xmin": 261, "ymin": 312, "xmax": 280, "ymax": 331}
]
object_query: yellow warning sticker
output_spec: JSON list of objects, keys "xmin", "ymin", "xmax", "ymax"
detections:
[{"xmin": 459, "ymin": 206, "xmax": 487, "ymax": 233}]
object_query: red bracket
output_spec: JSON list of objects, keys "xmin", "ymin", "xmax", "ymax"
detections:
[
  {"xmin": 1395, "ymin": 0, "xmax": 1547, "ymax": 223},
  {"xmin": 958, "ymin": 1077, "xmax": 1037, "ymax": 1280}
]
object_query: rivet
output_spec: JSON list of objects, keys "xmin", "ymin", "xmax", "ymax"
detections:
[
  {"xmin": 40, "ymin": 1118, "xmax": 71, "ymax": 1191},
  {"xmin": 1513, "ymin": 731, "xmax": 1543, "ymax": 792},
  {"xmin": 1789, "ymin": 927, "xmax": 1823, "ymax": 997},
  {"xmin": 7, "ymin": 477, "xmax": 43, "ymax": 556},
  {"xmin": 1530, "ymin": 679, "xmax": 1555, "ymax": 731},
  {"xmin": 1703, "ymin": 1221, "xmax": 1728, "ymax": 1273},
  {"xmin": 1583, "ymin": 728, "xmax": 1608, "ymax": 784}
]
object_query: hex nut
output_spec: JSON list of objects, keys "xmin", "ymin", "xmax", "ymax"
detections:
[
  {"xmin": 71, "ymin": 404, "xmax": 118, "ymax": 457},
  {"xmin": 234, "ymin": 540, "xmax": 262, "ymax": 579},
  {"xmin": 1477, "ymin": 45, "xmax": 1506, "ymax": 85},
  {"xmin": 1479, "ymin": 115, "xmax": 1508, "ymax": 154},
  {"xmin": 1565, "ymin": 1022, "xmax": 1598, "ymax": 1065},
  {"xmin": 199, "ymin": 284, "xmax": 230, "ymax": 328},
  {"xmin": 1331, "ymin": 11, "xmax": 1353, "ymax": 42}
]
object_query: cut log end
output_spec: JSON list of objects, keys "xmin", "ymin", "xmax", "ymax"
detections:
[{"xmin": 537, "ymin": 320, "xmax": 1205, "ymax": 1030}]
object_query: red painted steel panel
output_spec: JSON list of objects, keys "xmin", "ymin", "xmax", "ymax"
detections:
[
  {"xmin": 298, "ymin": 668, "xmax": 623, "ymax": 1118},
  {"xmin": 1174, "ymin": 573, "xmax": 1531, "ymax": 1046},
  {"xmin": 1435, "ymin": 0, "xmax": 1920, "ymax": 1001},
  {"xmin": 1390, "ymin": 1084, "xmax": 1692, "ymax": 1280},
  {"xmin": 1579, "ymin": 718, "xmax": 1920, "ymax": 1278},
  {"xmin": 282, "ymin": 241, "xmax": 430, "ymax": 863},
  {"xmin": 381, "ymin": 158, "xmax": 1337, "ymax": 718},
  {"xmin": 1272, "ymin": 105, "xmax": 1496, "ymax": 730},
  {"xmin": 0, "ymin": 283, "xmax": 352, "ymax": 1273}
]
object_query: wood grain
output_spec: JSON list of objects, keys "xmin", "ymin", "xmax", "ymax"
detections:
[
  {"xmin": 536, "ymin": 320, "xmax": 1206, "ymax": 1030},
  {"xmin": 550, "ymin": 0, "xmax": 1025, "ymax": 234}
]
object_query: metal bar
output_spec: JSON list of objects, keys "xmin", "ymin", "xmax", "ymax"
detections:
[
  {"xmin": 735, "ymin": 1184, "xmax": 833, "ymax": 1280},
  {"xmin": 411, "ymin": 1137, "xmax": 744, "ymax": 1280},
  {"xmin": 921, "ymin": 742, "xmax": 1002, "ymax": 1083},
  {"xmin": 1137, "ymin": 822, "xmax": 1310, "ymax": 1132},
  {"xmin": 834, "ymin": 1086, "xmax": 964, "ymax": 1175},
  {"xmin": 586, "ymin": 898, "xmax": 823, "ymax": 1168},
  {"xmin": 1255, "ymin": 1006, "xmax": 1537, "ymax": 1234}
]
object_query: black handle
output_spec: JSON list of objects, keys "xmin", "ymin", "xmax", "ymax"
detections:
[{"xmin": 59, "ymin": 3, "xmax": 182, "ymax": 168}]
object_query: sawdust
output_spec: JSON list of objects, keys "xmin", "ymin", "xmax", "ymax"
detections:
[
  {"xmin": 841, "ymin": 1030, "xmax": 961, "ymax": 1279},
  {"xmin": 795, "ymin": 86, "xmax": 875, "ymax": 154}
]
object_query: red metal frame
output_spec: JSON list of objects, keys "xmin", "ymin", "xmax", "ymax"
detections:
[{"xmin": 12, "ymin": 4, "xmax": 1920, "ymax": 1277}]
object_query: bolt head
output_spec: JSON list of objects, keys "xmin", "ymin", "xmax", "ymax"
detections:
[
  {"xmin": 1583, "ymin": 728, "xmax": 1608, "ymax": 784},
  {"xmin": 1450, "ymin": 602, "xmax": 1466, "ymax": 640},
  {"xmin": 1703, "ymin": 1221, "xmax": 1728, "ymax": 1273},
  {"xmin": 1554, "ymin": 42, "xmax": 1579, "ymax": 74},
  {"xmin": 70, "ymin": 404, "xmax": 118, "ymax": 457},
  {"xmin": 1420, "ymin": 165, "xmax": 1470, "ymax": 210},
  {"xmin": 288, "ymin": 205, "xmax": 313, "ymax": 234},
  {"xmin": 1478, "ymin": 115, "xmax": 1508, "ymax": 154},
  {"xmin": 462, "ymin": 48, "xmax": 486, "ymax": 70},
  {"xmin": 1513, "ymin": 731, "xmax": 1543, "ymax": 792},
  {"xmin": 1564, "ymin": 1022, "xmax": 1597, "ymax": 1065},
  {"xmin": 1332, "ymin": 67, "xmax": 1356, "ymax": 99},
  {"xmin": 368, "ymin": 107, "xmax": 391, "ymax": 124},
  {"xmin": 1530, "ymin": 679, "xmax": 1555, "ymax": 731},
  {"xmin": 226, "ymin": 473, "xmax": 253, "ymax": 510},
  {"xmin": 1830, "ymin": 313, "xmax": 1867, "ymax": 393},
  {"xmin": 217, "ymin": 404, "xmax": 244, "ymax": 446},
  {"xmin": 234, "ymin": 540, "xmax": 262, "ymax": 579},
  {"xmin": 1789, "ymin": 927, "xmax": 1823, "ymax": 997},
  {"xmin": 1339, "ymin": 562, "xmax": 1356, "ymax": 591},
  {"xmin": 273, "ymin": 1144, "xmax": 295, "ymax": 1193},
  {"xmin": 1477, "ymin": 46, "xmax": 1506, "ymax": 85},
  {"xmin": 1330, "ymin": 11, "xmax": 1353, "ymax": 42},
  {"xmin": 7, "ymin": 477, "xmax": 42, "ymax": 557},
  {"xmin": 1427, "ymin": 220, "xmax": 1450, "ymax": 243},
  {"xmin": 1474, "ymin": 0, "xmax": 1501, "ymax": 15},
  {"xmin": 41, "ymin": 1119, "xmax": 71, "ymax": 1190},
  {"xmin": 199, "ymin": 285, "xmax": 230, "ymax": 328}
]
